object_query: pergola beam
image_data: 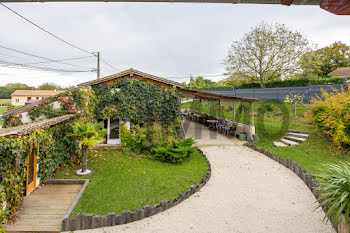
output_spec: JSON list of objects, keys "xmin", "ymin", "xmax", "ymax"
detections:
[{"xmin": 281, "ymin": 0, "xmax": 294, "ymax": 5}]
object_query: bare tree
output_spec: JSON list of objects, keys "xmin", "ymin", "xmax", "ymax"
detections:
[{"xmin": 224, "ymin": 22, "xmax": 309, "ymax": 87}]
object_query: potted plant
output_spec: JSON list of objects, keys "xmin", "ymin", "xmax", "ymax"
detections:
[
  {"xmin": 67, "ymin": 120, "xmax": 106, "ymax": 175},
  {"xmin": 315, "ymin": 162, "xmax": 350, "ymax": 232}
]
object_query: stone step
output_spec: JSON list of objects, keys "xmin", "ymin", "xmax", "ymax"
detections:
[
  {"xmin": 288, "ymin": 129, "xmax": 308, "ymax": 134},
  {"xmin": 287, "ymin": 133, "xmax": 309, "ymax": 139},
  {"xmin": 280, "ymin": 138, "xmax": 299, "ymax": 146},
  {"xmin": 273, "ymin": 141, "xmax": 288, "ymax": 147},
  {"xmin": 284, "ymin": 136, "xmax": 306, "ymax": 143}
]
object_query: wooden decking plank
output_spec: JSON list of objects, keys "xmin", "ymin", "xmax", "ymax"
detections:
[{"xmin": 5, "ymin": 183, "xmax": 82, "ymax": 232}]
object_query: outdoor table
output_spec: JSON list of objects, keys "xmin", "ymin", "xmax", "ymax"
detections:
[
  {"xmin": 207, "ymin": 120, "xmax": 219, "ymax": 130},
  {"xmin": 193, "ymin": 114, "xmax": 201, "ymax": 122}
]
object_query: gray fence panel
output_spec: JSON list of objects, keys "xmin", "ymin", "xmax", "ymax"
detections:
[{"xmin": 204, "ymin": 84, "xmax": 346, "ymax": 103}]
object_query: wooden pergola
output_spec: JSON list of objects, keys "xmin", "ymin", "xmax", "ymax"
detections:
[{"xmin": 179, "ymin": 88, "xmax": 260, "ymax": 128}]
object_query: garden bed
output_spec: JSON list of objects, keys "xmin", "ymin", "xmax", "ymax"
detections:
[{"xmin": 51, "ymin": 147, "xmax": 208, "ymax": 217}]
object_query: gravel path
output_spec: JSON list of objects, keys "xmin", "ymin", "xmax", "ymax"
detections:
[{"xmin": 74, "ymin": 121, "xmax": 335, "ymax": 233}]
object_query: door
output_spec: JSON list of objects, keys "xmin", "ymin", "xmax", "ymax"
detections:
[
  {"xmin": 26, "ymin": 146, "xmax": 37, "ymax": 195},
  {"xmin": 107, "ymin": 118, "xmax": 121, "ymax": 145}
]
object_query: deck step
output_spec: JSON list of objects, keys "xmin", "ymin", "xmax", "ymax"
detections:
[
  {"xmin": 273, "ymin": 141, "xmax": 288, "ymax": 147},
  {"xmin": 284, "ymin": 136, "xmax": 306, "ymax": 143},
  {"xmin": 288, "ymin": 130, "xmax": 308, "ymax": 134},
  {"xmin": 280, "ymin": 139, "xmax": 299, "ymax": 146},
  {"xmin": 287, "ymin": 133, "xmax": 309, "ymax": 139}
]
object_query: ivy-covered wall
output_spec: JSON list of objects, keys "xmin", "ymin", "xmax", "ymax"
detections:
[
  {"xmin": 0, "ymin": 120, "xmax": 80, "ymax": 227},
  {"xmin": 93, "ymin": 79, "xmax": 181, "ymax": 125},
  {"xmin": 0, "ymin": 78, "xmax": 181, "ymax": 228},
  {"xmin": 3, "ymin": 88, "xmax": 96, "ymax": 128}
]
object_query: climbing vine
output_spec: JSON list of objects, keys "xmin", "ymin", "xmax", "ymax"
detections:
[
  {"xmin": 93, "ymin": 79, "xmax": 181, "ymax": 125},
  {"xmin": 2, "ymin": 114, "xmax": 22, "ymax": 128},
  {"xmin": 0, "ymin": 121, "xmax": 80, "ymax": 226}
]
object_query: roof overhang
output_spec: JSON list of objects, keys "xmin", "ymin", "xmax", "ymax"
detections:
[{"xmin": 179, "ymin": 87, "xmax": 261, "ymax": 102}]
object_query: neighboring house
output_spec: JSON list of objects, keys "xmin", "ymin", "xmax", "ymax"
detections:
[
  {"xmin": 328, "ymin": 67, "xmax": 350, "ymax": 77},
  {"xmin": 11, "ymin": 90, "xmax": 65, "ymax": 106}
]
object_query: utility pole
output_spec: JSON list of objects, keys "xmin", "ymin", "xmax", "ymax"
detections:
[
  {"xmin": 190, "ymin": 75, "xmax": 192, "ymax": 90},
  {"xmin": 97, "ymin": 52, "xmax": 100, "ymax": 79}
]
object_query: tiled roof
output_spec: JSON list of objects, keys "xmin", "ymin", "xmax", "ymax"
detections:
[
  {"xmin": 328, "ymin": 67, "xmax": 350, "ymax": 76},
  {"xmin": 78, "ymin": 68, "xmax": 185, "ymax": 88},
  {"xmin": 11, "ymin": 90, "xmax": 66, "ymax": 96}
]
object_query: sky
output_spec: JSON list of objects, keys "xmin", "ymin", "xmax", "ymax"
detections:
[{"xmin": 0, "ymin": 2, "xmax": 350, "ymax": 88}]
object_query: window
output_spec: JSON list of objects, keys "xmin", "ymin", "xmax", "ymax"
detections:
[
  {"xmin": 36, "ymin": 97, "xmax": 39, "ymax": 100},
  {"xmin": 15, "ymin": 99, "xmax": 19, "ymax": 103}
]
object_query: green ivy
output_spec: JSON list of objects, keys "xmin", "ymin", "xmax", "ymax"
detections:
[
  {"xmin": 93, "ymin": 79, "xmax": 181, "ymax": 125},
  {"xmin": 0, "ymin": 120, "xmax": 80, "ymax": 226}
]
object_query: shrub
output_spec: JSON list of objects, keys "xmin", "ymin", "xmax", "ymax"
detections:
[
  {"xmin": 309, "ymin": 85, "xmax": 350, "ymax": 148},
  {"xmin": 121, "ymin": 122, "xmax": 180, "ymax": 153},
  {"xmin": 315, "ymin": 162, "xmax": 350, "ymax": 228},
  {"xmin": 151, "ymin": 137, "xmax": 196, "ymax": 164}
]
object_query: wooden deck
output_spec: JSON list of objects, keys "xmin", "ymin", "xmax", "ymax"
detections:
[{"xmin": 5, "ymin": 184, "xmax": 82, "ymax": 232}]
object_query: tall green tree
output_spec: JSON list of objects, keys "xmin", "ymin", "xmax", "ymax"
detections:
[
  {"xmin": 188, "ymin": 76, "xmax": 218, "ymax": 89},
  {"xmin": 37, "ymin": 82, "xmax": 64, "ymax": 90},
  {"xmin": 224, "ymin": 22, "xmax": 309, "ymax": 87},
  {"xmin": 67, "ymin": 120, "xmax": 106, "ymax": 174},
  {"xmin": 299, "ymin": 41, "xmax": 350, "ymax": 77}
]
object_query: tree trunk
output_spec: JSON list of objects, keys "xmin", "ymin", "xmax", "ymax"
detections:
[{"xmin": 81, "ymin": 145, "xmax": 88, "ymax": 172}]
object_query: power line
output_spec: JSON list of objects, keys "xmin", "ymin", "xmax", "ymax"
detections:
[
  {"xmin": 100, "ymin": 57, "xmax": 120, "ymax": 72},
  {"xmin": 0, "ymin": 45, "xmax": 93, "ymax": 69},
  {"xmin": 0, "ymin": 59, "xmax": 94, "ymax": 73},
  {"xmin": 24, "ymin": 55, "xmax": 94, "ymax": 66},
  {"xmin": 0, "ymin": 3, "xmax": 93, "ymax": 55}
]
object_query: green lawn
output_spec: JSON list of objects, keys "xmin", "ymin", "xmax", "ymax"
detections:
[
  {"xmin": 51, "ymin": 148, "xmax": 208, "ymax": 216},
  {"xmin": 183, "ymin": 101, "xmax": 349, "ymax": 174}
]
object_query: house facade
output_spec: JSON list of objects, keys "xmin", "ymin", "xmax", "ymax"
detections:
[{"xmin": 11, "ymin": 90, "xmax": 65, "ymax": 106}]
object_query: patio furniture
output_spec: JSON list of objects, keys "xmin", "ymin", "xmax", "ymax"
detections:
[{"xmin": 207, "ymin": 120, "xmax": 218, "ymax": 131}]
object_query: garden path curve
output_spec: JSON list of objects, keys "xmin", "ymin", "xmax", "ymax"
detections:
[{"xmin": 74, "ymin": 121, "xmax": 335, "ymax": 233}]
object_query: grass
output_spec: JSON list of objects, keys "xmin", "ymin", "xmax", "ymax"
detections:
[
  {"xmin": 183, "ymin": 101, "xmax": 349, "ymax": 174},
  {"xmin": 51, "ymin": 148, "xmax": 208, "ymax": 216}
]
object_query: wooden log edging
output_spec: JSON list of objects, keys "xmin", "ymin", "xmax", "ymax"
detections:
[
  {"xmin": 61, "ymin": 149, "xmax": 212, "ymax": 231},
  {"xmin": 244, "ymin": 143, "xmax": 347, "ymax": 233}
]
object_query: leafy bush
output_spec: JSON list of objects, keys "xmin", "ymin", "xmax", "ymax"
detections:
[
  {"xmin": 151, "ymin": 137, "xmax": 196, "ymax": 164},
  {"xmin": 264, "ymin": 103, "xmax": 274, "ymax": 112},
  {"xmin": 194, "ymin": 76, "xmax": 345, "ymax": 90},
  {"xmin": 309, "ymin": 86, "xmax": 350, "ymax": 148},
  {"xmin": 121, "ymin": 122, "xmax": 180, "ymax": 153},
  {"xmin": 315, "ymin": 162, "xmax": 350, "ymax": 228}
]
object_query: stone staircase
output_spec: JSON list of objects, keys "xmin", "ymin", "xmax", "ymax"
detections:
[{"xmin": 273, "ymin": 130, "xmax": 309, "ymax": 147}]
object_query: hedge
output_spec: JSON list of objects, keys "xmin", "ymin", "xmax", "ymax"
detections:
[{"xmin": 194, "ymin": 76, "xmax": 347, "ymax": 91}]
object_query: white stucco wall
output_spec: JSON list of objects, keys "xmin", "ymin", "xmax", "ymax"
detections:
[{"xmin": 11, "ymin": 96, "xmax": 44, "ymax": 106}]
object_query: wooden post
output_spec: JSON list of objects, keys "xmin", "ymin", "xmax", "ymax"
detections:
[
  {"xmin": 208, "ymin": 99, "xmax": 210, "ymax": 116},
  {"xmin": 219, "ymin": 99, "xmax": 222, "ymax": 119},
  {"xmin": 233, "ymin": 101, "xmax": 236, "ymax": 122},
  {"xmin": 250, "ymin": 102, "xmax": 254, "ymax": 126},
  {"xmin": 187, "ymin": 97, "xmax": 189, "ymax": 112}
]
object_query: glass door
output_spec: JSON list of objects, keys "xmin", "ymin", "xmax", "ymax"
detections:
[
  {"xmin": 26, "ymin": 149, "xmax": 37, "ymax": 195},
  {"xmin": 107, "ymin": 118, "xmax": 121, "ymax": 145}
]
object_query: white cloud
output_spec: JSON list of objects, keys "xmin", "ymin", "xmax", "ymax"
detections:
[{"xmin": 0, "ymin": 2, "xmax": 349, "ymax": 87}]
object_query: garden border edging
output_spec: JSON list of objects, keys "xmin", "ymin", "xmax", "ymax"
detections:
[
  {"xmin": 61, "ymin": 148, "xmax": 211, "ymax": 231},
  {"xmin": 244, "ymin": 143, "xmax": 346, "ymax": 233}
]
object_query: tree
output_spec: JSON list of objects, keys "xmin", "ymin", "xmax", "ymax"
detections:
[
  {"xmin": 224, "ymin": 22, "xmax": 309, "ymax": 87},
  {"xmin": 67, "ymin": 120, "xmax": 106, "ymax": 175},
  {"xmin": 0, "ymin": 83, "xmax": 34, "ymax": 99},
  {"xmin": 188, "ymin": 76, "xmax": 218, "ymax": 89},
  {"xmin": 37, "ymin": 82, "xmax": 64, "ymax": 90},
  {"xmin": 299, "ymin": 41, "xmax": 350, "ymax": 77}
]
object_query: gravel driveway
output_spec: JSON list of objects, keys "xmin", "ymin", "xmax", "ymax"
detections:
[{"xmin": 73, "ymin": 121, "xmax": 335, "ymax": 233}]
